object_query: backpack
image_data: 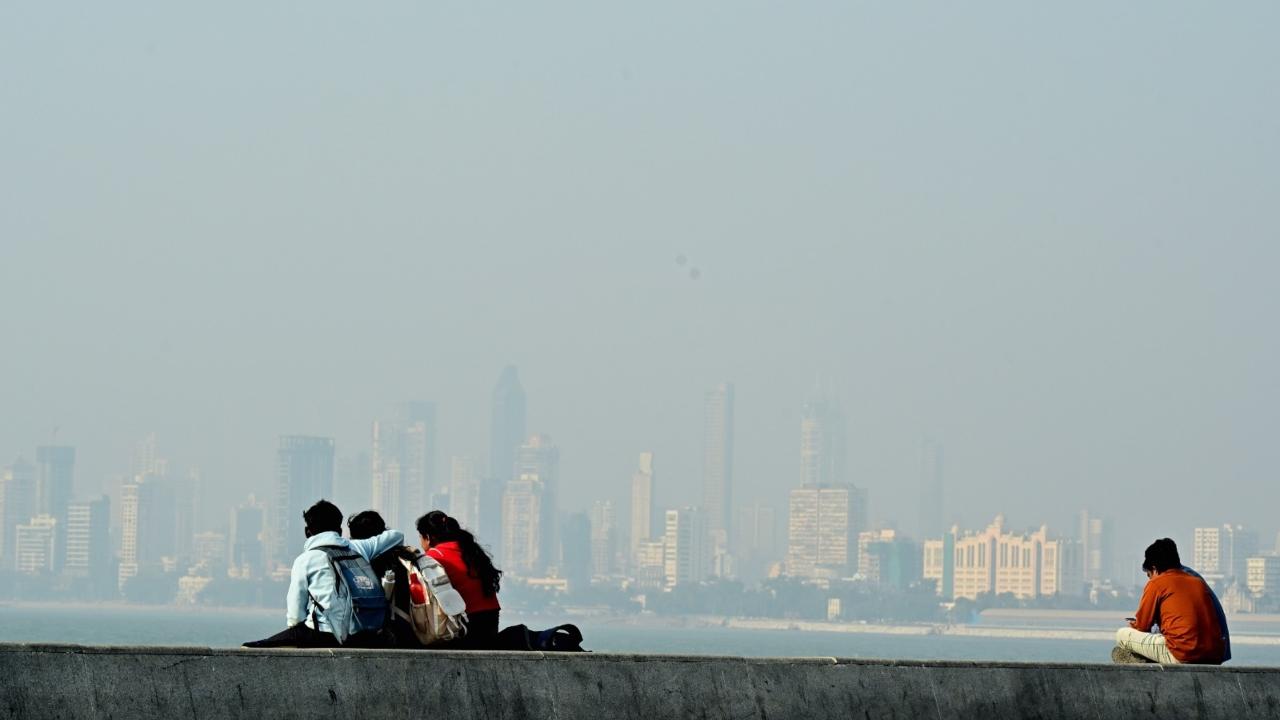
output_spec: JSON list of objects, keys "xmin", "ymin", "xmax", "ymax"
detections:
[
  {"xmin": 495, "ymin": 623, "xmax": 585, "ymax": 652},
  {"xmin": 308, "ymin": 544, "xmax": 389, "ymax": 645},
  {"xmin": 394, "ymin": 546, "xmax": 469, "ymax": 647}
]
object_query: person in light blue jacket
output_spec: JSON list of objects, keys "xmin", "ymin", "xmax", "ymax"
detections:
[{"xmin": 244, "ymin": 499, "xmax": 403, "ymax": 648}]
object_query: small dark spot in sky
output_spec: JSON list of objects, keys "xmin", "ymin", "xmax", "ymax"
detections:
[
  {"xmin": 675, "ymin": 254, "xmax": 688, "ymax": 267},
  {"xmin": 689, "ymin": 268, "xmax": 701, "ymax": 280}
]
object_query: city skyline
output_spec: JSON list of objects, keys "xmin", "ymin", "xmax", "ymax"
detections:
[{"xmin": 2, "ymin": 368, "xmax": 1276, "ymax": 584}]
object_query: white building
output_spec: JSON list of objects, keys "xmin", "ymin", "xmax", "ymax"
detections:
[{"xmin": 663, "ymin": 507, "xmax": 709, "ymax": 588}]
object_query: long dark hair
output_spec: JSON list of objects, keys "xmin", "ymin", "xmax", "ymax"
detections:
[{"xmin": 417, "ymin": 511, "xmax": 502, "ymax": 597}]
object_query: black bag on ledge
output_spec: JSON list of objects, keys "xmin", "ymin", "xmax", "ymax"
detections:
[{"xmin": 494, "ymin": 623, "xmax": 585, "ymax": 652}]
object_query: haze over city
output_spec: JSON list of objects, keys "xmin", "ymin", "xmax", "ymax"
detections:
[{"xmin": 3, "ymin": 1, "xmax": 1278, "ymax": 589}]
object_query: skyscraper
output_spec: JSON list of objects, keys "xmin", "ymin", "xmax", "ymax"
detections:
[
  {"xmin": 799, "ymin": 396, "xmax": 845, "ymax": 487},
  {"xmin": 449, "ymin": 456, "xmax": 481, "ymax": 533},
  {"xmin": 500, "ymin": 475, "xmax": 542, "ymax": 575},
  {"xmin": 230, "ymin": 496, "xmax": 266, "ymax": 579},
  {"xmin": 1194, "ymin": 525, "xmax": 1259, "ymax": 584},
  {"xmin": 270, "ymin": 436, "xmax": 335, "ymax": 568},
  {"xmin": 506, "ymin": 434, "xmax": 560, "ymax": 573},
  {"xmin": 371, "ymin": 402, "xmax": 438, "ymax": 535},
  {"xmin": 64, "ymin": 495, "xmax": 111, "ymax": 588},
  {"xmin": 486, "ymin": 366, "xmax": 526, "ymax": 553},
  {"xmin": 785, "ymin": 484, "xmax": 867, "ymax": 579},
  {"xmin": 590, "ymin": 500, "xmax": 618, "ymax": 577},
  {"xmin": 701, "ymin": 383, "xmax": 735, "ymax": 565},
  {"xmin": 117, "ymin": 474, "xmax": 177, "ymax": 590},
  {"xmin": 918, "ymin": 438, "xmax": 944, "ymax": 540},
  {"xmin": 735, "ymin": 502, "xmax": 778, "ymax": 583},
  {"xmin": 561, "ymin": 512, "xmax": 592, "ymax": 591},
  {"xmin": 35, "ymin": 445, "xmax": 75, "ymax": 571},
  {"xmin": 663, "ymin": 507, "xmax": 709, "ymax": 588},
  {"xmin": 334, "ymin": 451, "xmax": 371, "ymax": 522},
  {"xmin": 1078, "ymin": 509, "xmax": 1114, "ymax": 585},
  {"xmin": 0, "ymin": 458, "xmax": 36, "ymax": 569},
  {"xmin": 629, "ymin": 451, "xmax": 656, "ymax": 563}
]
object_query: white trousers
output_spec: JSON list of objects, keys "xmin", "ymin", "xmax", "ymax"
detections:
[{"xmin": 1115, "ymin": 627, "xmax": 1179, "ymax": 664}]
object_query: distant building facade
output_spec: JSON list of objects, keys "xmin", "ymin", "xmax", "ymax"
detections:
[
  {"xmin": 663, "ymin": 507, "xmax": 709, "ymax": 588},
  {"xmin": 629, "ymin": 452, "xmax": 657, "ymax": 565},
  {"xmin": 785, "ymin": 484, "xmax": 867, "ymax": 580},
  {"xmin": 701, "ymin": 383, "xmax": 735, "ymax": 571},
  {"xmin": 15, "ymin": 514, "xmax": 58, "ymax": 574},
  {"xmin": 449, "ymin": 456, "xmax": 481, "ymax": 534},
  {"xmin": 1193, "ymin": 525, "xmax": 1258, "ymax": 585},
  {"xmin": 0, "ymin": 458, "xmax": 36, "ymax": 569},
  {"xmin": 269, "ymin": 436, "xmax": 334, "ymax": 568},
  {"xmin": 371, "ymin": 401, "xmax": 438, "ymax": 537},
  {"xmin": 928, "ymin": 516, "xmax": 1083, "ymax": 601},
  {"xmin": 64, "ymin": 496, "xmax": 111, "ymax": 587},
  {"xmin": 486, "ymin": 366, "xmax": 526, "ymax": 555}
]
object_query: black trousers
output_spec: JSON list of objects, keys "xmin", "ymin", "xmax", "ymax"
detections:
[
  {"xmin": 446, "ymin": 609, "xmax": 500, "ymax": 650},
  {"xmin": 243, "ymin": 622, "xmax": 338, "ymax": 649}
]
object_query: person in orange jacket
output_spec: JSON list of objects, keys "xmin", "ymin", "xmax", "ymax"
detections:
[{"xmin": 1113, "ymin": 538, "xmax": 1230, "ymax": 664}]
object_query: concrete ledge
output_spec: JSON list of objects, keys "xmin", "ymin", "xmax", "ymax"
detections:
[{"xmin": 1, "ymin": 643, "xmax": 1277, "ymax": 719}]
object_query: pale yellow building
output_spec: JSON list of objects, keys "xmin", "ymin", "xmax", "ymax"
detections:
[{"xmin": 934, "ymin": 516, "xmax": 1082, "ymax": 601}]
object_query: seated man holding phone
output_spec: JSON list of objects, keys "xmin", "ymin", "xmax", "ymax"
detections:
[{"xmin": 1113, "ymin": 538, "xmax": 1230, "ymax": 665}]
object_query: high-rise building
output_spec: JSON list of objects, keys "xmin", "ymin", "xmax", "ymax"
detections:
[
  {"xmin": 589, "ymin": 500, "xmax": 617, "ymax": 577},
  {"xmin": 371, "ymin": 402, "xmax": 438, "ymax": 535},
  {"xmin": 561, "ymin": 512, "xmax": 592, "ymax": 590},
  {"xmin": 35, "ymin": 445, "xmax": 75, "ymax": 571},
  {"xmin": 918, "ymin": 439, "xmax": 943, "ymax": 540},
  {"xmin": 486, "ymin": 366, "xmax": 527, "ymax": 554},
  {"xmin": 334, "ymin": 451, "xmax": 372, "ymax": 521},
  {"xmin": 117, "ymin": 474, "xmax": 178, "ymax": 589},
  {"xmin": 516, "ymin": 434, "xmax": 560, "ymax": 572},
  {"xmin": 1194, "ymin": 525, "xmax": 1259, "ymax": 584},
  {"xmin": 629, "ymin": 452, "xmax": 656, "ymax": 562},
  {"xmin": 785, "ymin": 484, "xmax": 867, "ymax": 579},
  {"xmin": 701, "ymin": 384, "xmax": 735, "ymax": 566},
  {"xmin": 0, "ymin": 458, "xmax": 36, "ymax": 569},
  {"xmin": 15, "ymin": 514, "xmax": 58, "ymax": 574},
  {"xmin": 269, "ymin": 436, "xmax": 335, "ymax": 568},
  {"xmin": 634, "ymin": 539, "xmax": 667, "ymax": 588},
  {"xmin": 735, "ymin": 502, "xmax": 778, "ymax": 584},
  {"xmin": 1078, "ymin": 510, "xmax": 1114, "ymax": 585},
  {"xmin": 230, "ymin": 496, "xmax": 266, "ymax": 579},
  {"xmin": 449, "ymin": 456, "xmax": 481, "ymax": 533},
  {"xmin": 942, "ymin": 516, "xmax": 1082, "ymax": 601},
  {"xmin": 132, "ymin": 433, "xmax": 167, "ymax": 478},
  {"xmin": 500, "ymin": 475, "xmax": 542, "ymax": 575},
  {"xmin": 663, "ymin": 507, "xmax": 709, "ymax": 588},
  {"xmin": 64, "ymin": 496, "xmax": 111, "ymax": 586},
  {"xmin": 192, "ymin": 531, "xmax": 228, "ymax": 572},
  {"xmin": 799, "ymin": 396, "xmax": 845, "ymax": 488}
]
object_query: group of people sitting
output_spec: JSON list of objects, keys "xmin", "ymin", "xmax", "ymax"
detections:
[{"xmin": 244, "ymin": 499, "xmax": 503, "ymax": 649}]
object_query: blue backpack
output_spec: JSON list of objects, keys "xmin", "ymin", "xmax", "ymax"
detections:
[{"xmin": 308, "ymin": 545, "xmax": 388, "ymax": 644}]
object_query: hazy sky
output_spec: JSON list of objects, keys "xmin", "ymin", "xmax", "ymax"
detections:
[{"xmin": 3, "ymin": 2, "xmax": 1277, "ymax": 565}]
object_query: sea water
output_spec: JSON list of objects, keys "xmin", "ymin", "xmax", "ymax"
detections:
[{"xmin": 3, "ymin": 604, "xmax": 1279, "ymax": 666}]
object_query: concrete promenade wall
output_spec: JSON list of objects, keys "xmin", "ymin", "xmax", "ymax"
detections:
[{"xmin": 2, "ymin": 643, "xmax": 1278, "ymax": 720}]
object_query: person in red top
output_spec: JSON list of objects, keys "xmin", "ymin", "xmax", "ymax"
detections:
[
  {"xmin": 1114, "ymin": 538, "xmax": 1228, "ymax": 665},
  {"xmin": 417, "ymin": 510, "xmax": 503, "ymax": 649}
]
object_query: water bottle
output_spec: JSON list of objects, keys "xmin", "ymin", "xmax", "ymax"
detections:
[
  {"xmin": 381, "ymin": 569, "xmax": 396, "ymax": 600},
  {"xmin": 409, "ymin": 573, "xmax": 427, "ymax": 605}
]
